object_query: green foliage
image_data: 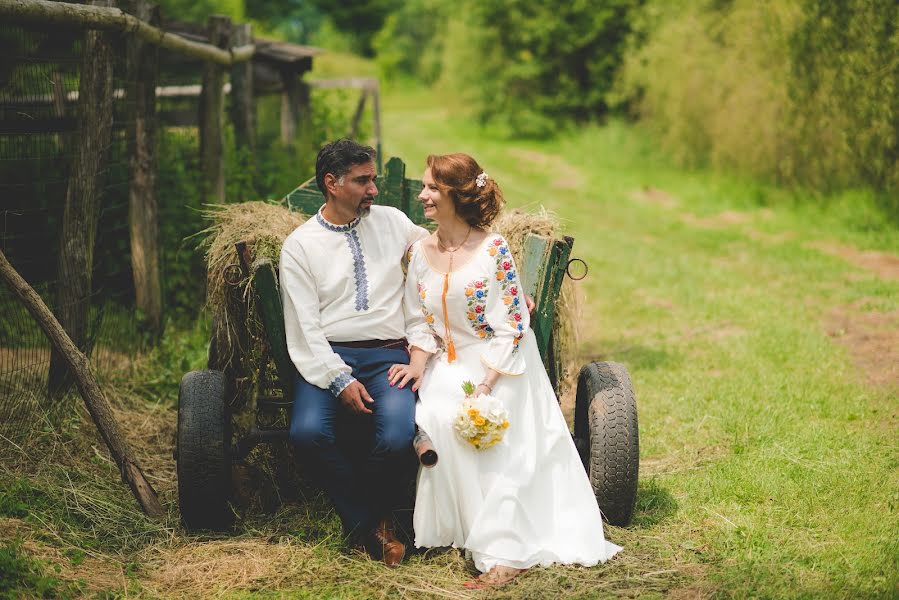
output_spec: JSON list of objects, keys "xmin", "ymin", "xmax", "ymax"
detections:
[
  {"xmin": 311, "ymin": 0, "xmax": 402, "ymax": 56},
  {"xmin": 244, "ymin": 0, "xmax": 324, "ymax": 43},
  {"xmin": 153, "ymin": 0, "xmax": 244, "ymax": 23},
  {"xmin": 470, "ymin": 0, "xmax": 639, "ymax": 136},
  {"xmin": 372, "ymin": 0, "xmax": 447, "ymax": 84},
  {"xmin": 790, "ymin": 0, "xmax": 899, "ymax": 194},
  {"xmin": 374, "ymin": 0, "xmax": 640, "ymax": 137},
  {"xmin": 616, "ymin": 0, "xmax": 898, "ymax": 200},
  {"xmin": 0, "ymin": 540, "xmax": 73, "ymax": 599},
  {"xmin": 156, "ymin": 129, "xmax": 207, "ymax": 322}
]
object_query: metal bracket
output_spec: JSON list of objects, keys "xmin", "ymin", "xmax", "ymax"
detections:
[{"xmin": 566, "ymin": 257, "xmax": 588, "ymax": 280}]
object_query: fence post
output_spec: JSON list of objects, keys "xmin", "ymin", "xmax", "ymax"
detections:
[
  {"xmin": 280, "ymin": 68, "xmax": 299, "ymax": 145},
  {"xmin": 199, "ymin": 14, "xmax": 231, "ymax": 203},
  {"xmin": 229, "ymin": 22, "xmax": 255, "ymax": 160},
  {"xmin": 126, "ymin": 0, "xmax": 162, "ymax": 338},
  {"xmin": 49, "ymin": 0, "xmax": 115, "ymax": 399}
]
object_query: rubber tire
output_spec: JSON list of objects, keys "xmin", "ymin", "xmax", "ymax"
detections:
[
  {"xmin": 574, "ymin": 361, "xmax": 639, "ymax": 526},
  {"xmin": 177, "ymin": 369, "xmax": 234, "ymax": 530}
]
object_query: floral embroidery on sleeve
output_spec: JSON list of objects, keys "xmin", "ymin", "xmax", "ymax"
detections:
[
  {"xmin": 487, "ymin": 237, "xmax": 525, "ymax": 349},
  {"xmin": 464, "ymin": 278, "xmax": 494, "ymax": 339},
  {"xmin": 417, "ymin": 282, "xmax": 443, "ymax": 348}
]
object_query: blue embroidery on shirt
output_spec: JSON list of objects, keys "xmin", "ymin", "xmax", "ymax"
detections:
[
  {"xmin": 315, "ymin": 209, "xmax": 360, "ymax": 232},
  {"xmin": 345, "ymin": 229, "xmax": 369, "ymax": 311},
  {"xmin": 315, "ymin": 208, "xmax": 369, "ymax": 311},
  {"xmin": 329, "ymin": 372, "xmax": 355, "ymax": 396}
]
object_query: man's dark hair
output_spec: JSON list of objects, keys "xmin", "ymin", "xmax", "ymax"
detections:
[{"xmin": 315, "ymin": 139, "xmax": 377, "ymax": 196}]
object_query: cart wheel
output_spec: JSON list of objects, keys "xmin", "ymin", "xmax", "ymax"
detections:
[
  {"xmin": 177, "ymin": 369, "xmax": 233, "ymax": 530},
  {"xmin": 574, "ymin": 361, "xmax": 639, "ymax": 526}
]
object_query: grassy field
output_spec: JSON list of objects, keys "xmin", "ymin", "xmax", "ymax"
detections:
[{"xmin": 2, "ymin": 69, "xmax": 897, "ymax": 598}]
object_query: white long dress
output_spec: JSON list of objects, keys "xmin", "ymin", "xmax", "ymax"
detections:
[{"xmin": 404, "ymin": 233, "xmax": 622, "ymax": 573}]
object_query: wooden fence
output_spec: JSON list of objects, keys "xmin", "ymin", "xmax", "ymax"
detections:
[{"xmin": 0, "ymin": 0, "xmax": 367, "ymax": 398}]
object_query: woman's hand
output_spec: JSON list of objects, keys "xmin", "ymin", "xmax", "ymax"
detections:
[
  {"xmin": 473, "ymin": 383, "xmax": 492, "ymax": 398},
  {"xmin": 388, "ymin": 362, "xmax": 425, "ymax": 391}
]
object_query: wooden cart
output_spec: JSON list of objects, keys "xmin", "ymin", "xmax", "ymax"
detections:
[{"xmin": 176, "ymin": 157, "xmax": 639, "ymax": 531}]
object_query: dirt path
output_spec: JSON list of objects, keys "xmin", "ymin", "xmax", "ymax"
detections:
[{"xmin": 628, "ymin": 187, "xmax": 899, "ymax": 390}]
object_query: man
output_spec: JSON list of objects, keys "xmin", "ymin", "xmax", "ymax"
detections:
[{"xmin": 279, "ymin": 139, "xmax": 428, "ymax": 567}]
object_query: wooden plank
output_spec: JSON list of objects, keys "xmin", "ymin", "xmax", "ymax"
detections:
[
  {"xmin": 520, "ymin": 233, "xmax": 549, "ymax": 301},
  {"xmin": 229, "ymin": 23, "xmax": 255, "ymax": 158},
  {"xmin": 284, "ymin": 183, "xmax": 323, "ymax": 215},
  {"xmin": 280, "ymin": 68, "xmax": 299, "ymax": 144},
  {"xmin": 518, "ymin": 233, "xmax": 574, "ymax": 384},
  {"xmin": 251, "ymin": 258, "xmax": 293, "ymax": 399},
  {"xmin": 307, "ymin": 78, "xmax": 378, "ymax": 90},
  {"xmin": 0, "ymin": 116, "xmax": 78, "ymax": 134},
  {"xmin": 49, "ymin": 0, "xmax": 115, "ymax": 398},
  {"xmin": 543, "ymin": 236, "xmax": 574, "ymax": 393},
  {"xmin": 126, "ymin": 0, "xmax": 162, "ymax": 336},
  {"xmin": 404, "ymin": 178, "xmax": 427, "ymax": 225},
  {"xmin": 0, "ymin": 0, "xmax": 254, "ymax": 66},
  {"xmin": 372, "ymin": 86, "xmax": 382, "ymax": 172},
  {"xmin": 380, "ymin": 156, "xmax": 405, "ymax": 211},
  {"xmin": 348, "ymin": 89, "xmax": 367, "ymax": 139},
  {"xmin": 198, "ymin": 14, "xmax": 230, "ymax": 203}
]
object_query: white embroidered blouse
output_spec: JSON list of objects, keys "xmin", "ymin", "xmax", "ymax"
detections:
[
  {"xmin": 279, "ymin": 205, "xmax": 428, "ymax": 395},
  {"xmin": 403, "ymin": 234, "xmax": 529, "ymax": 376}
]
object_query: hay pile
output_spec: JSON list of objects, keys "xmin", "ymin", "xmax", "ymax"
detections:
[
  {"xmin": 199, "ymin": 200, "xmax": 307, "ymax": 323},
  {"xmin": 492, "ymin": 207, "xmax": 582, "ymax": 381},
  {"xmin": 197, "ymin": 201, "xmax": 307, "ymax": 397},
  {"xmin": 197, "ymin": 202, "xmax": 580, "ymax": 391}
]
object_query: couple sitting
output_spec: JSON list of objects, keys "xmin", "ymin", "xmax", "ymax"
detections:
[{"xmin": 280, "ymin": 139, "xmax": 620, "ymax": 587}]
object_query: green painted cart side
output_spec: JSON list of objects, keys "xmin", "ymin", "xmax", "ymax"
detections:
[{"xmin": 284, "ymin": 156, "xmax": 427, "ymax": 225}]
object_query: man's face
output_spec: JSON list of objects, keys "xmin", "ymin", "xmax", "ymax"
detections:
[{"xmin": 327, "ymin": 161, "xmax": 378, "ymax": 218}]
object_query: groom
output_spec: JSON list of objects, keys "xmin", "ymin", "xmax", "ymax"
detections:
[{"xmin": 279, "ymin": 139, "xmax": 428, "ymax": 567}]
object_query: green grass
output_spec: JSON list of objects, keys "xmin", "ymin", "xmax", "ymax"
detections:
[
  {"xmin": 379, "ymin": 83, "xmax": 899, "ymax": 597},
  {"xmin": 2, "ymin": 77, "xmax": 897, "ymax": 598}
]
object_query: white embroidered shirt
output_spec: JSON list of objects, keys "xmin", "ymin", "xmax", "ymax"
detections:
[{"xmin": 279, "ymin": 205, "xmax": 429, "ymax": 395}]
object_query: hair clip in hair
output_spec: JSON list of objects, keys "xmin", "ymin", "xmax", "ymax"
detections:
[{"xmin": 475, "ymin": 171, "xmax": 489, "ymax": 188}]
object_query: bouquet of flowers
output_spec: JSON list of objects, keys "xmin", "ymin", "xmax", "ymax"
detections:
[{"xmin": 454, "ymin": 381, "xmax": 510, "ymax": 450}]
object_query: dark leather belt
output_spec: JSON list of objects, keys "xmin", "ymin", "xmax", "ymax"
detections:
[{"xmin": 330, "ymin": 338, "xmax": 407, "ymax": 349}]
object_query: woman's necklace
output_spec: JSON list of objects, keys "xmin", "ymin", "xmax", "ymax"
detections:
[
  {"xmin": 435, "ymin": 225, "xmax": 471, "ymax": 364},
  {"xmin": 436, "ymin": 225, "xmax": 472, "ymax": 272}
]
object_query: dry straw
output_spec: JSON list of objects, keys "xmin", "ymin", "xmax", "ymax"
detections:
[
  {"xmin": 492, "ymin": 207, "xmax": 582, "ymax": 387},
  {"xmin": 195, "ymin": 201, "xmax": 307, "ymax": 385}
]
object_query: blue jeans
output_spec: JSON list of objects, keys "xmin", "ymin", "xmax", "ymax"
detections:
[{"xmin": 289, "ymin": 345, "xmax": 416, "ymax": 537}]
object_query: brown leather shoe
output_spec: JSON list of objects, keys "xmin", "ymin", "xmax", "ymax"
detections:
[{"xmin": 366, "ymin": 518, "xmax": 405, "ymax": 567}]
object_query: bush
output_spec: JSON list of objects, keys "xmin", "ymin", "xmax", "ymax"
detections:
[
  {"xmin": 615, "ymin": 0, "xmax": 898, "ymax": 198},
  {"xmin": 375, "ymin": 0, "xmax": 641, "ymax": 138}
]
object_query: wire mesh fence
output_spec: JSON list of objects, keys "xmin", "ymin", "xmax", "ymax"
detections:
[
  {"xmin": 0, "ymin": 10, "xmax": 373, "ymax": 440},
  {"xmin": 0, "ymin": 22, "xmax": 146, "ymax": 433}
]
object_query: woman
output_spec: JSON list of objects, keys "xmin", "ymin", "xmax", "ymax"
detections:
[{"xmin": 388, "ymin": 153, "xmax": 621, "ymax": 587}]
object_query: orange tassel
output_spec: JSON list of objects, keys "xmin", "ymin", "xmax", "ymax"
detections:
[{"xmin": 442, "ymin": 273, "xmax": 456, "ymax": 363}]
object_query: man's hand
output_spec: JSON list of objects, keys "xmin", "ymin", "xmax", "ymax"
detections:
[
  {"xmin": 387, "ymin": 363, "xmax": 425, "ymax": 392},
  {"xmin": 338, "ymin": 380, "xmax": 374, "ymax": 414},
  {"xmin": 525, "ymin": 294, "xmax": 536, "ymax": 315}
]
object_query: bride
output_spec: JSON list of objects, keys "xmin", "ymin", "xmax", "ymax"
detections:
[{"xmin": 388, "ymin": 153, "xmax": 621, "ymax": 587}]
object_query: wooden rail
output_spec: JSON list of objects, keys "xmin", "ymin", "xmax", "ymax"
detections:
[{"xmin": 0, "ymin": 0, "xmax": 254, "ymax": 65}]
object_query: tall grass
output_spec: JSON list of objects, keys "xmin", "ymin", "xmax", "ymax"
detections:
[{"xmin": 616, "ymin": 0, "xmax": 898, "ymax": 204}]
